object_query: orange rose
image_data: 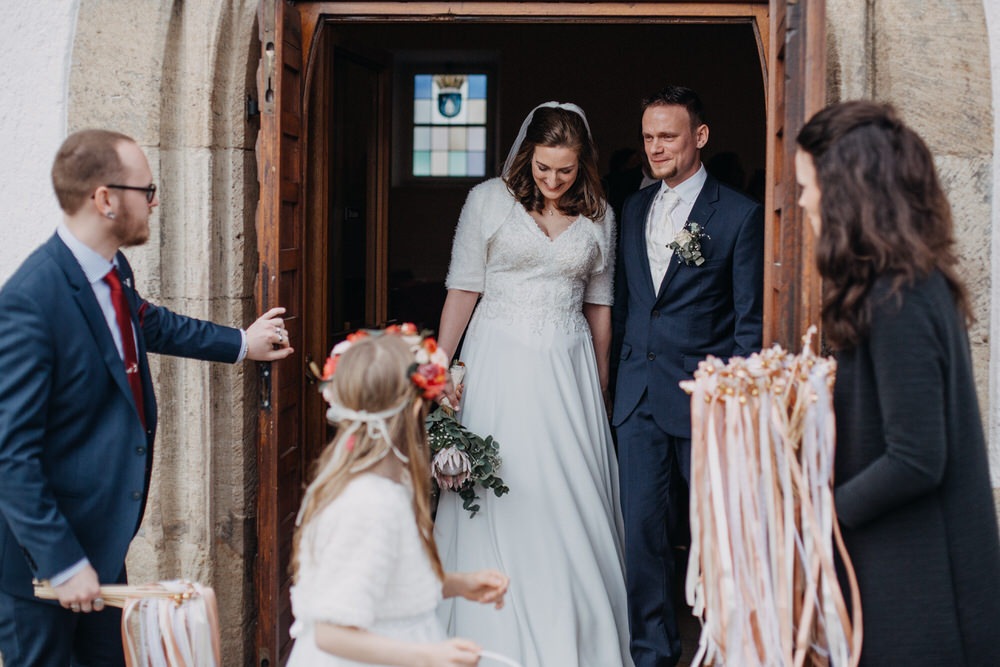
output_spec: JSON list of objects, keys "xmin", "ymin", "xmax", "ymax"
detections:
[{"xmin": 322, "ymin": 355, "xmax": 338, "ymax": 380}]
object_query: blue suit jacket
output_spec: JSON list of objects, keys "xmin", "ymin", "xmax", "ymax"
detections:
[
  {"xmin": 611, "ymin": 175, "xmax": 764, "ymax": 437},
  {"xmin": 0, "ymin": 234, "xmax": 242, "ymax": 599}
]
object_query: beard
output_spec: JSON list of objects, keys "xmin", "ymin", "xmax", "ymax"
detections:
[
  {"xmin": 650, "ymin": 162, "xmax": 677, "ymax": 181},
  {"xmin": 112, "ymin": 210, "xmax": 150, "ymax": 248}
]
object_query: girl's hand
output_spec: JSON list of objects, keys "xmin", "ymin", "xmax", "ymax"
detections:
[
  {"xmin": 416, "ymin": 638, "xmax": 481, "ymax": 666},
  {"xmin": 458, "ymin": 570, "xmax": 509, "ymax": 609}
]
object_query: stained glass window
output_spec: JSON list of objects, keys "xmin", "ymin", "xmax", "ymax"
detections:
[{"xmin": 412, "ymin": 74, "xmax": 488, "ymax": 177}]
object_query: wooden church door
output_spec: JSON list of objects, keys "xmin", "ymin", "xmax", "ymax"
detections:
[{"xmin": 253, "ymin": 0, "xmax": 826, "ymax": 664}]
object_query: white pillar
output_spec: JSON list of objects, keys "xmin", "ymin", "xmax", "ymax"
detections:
[
  {"xmin": 0, "ymin": 1, "xmax": 81, "ymax": 283},
  {"xmin": 985, "ymin": 0, "xmax": 1000, "ymax": 487}
]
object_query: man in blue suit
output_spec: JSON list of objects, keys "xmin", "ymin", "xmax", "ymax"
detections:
[
  {"xmin": 0, "ymin": 129, "xmax": 294, "ymax": 666},
  {"xmin": 612, "ymin": 87, "xmax": 764, "ymax": 666}
]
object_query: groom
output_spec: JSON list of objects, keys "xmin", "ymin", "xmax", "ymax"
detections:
[{"xmin": 612, "ymin": 86, "xmax": 764, "ymax": 666}]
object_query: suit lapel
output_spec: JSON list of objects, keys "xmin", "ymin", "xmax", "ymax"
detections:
[
  {"xmin": 655, "ymin": 176, "xmax": 720, "ymax": 302},
  {"xmin": 46, "ymin": 235, "xmax": 136, "ymax": 411},
  {"xmin": 631, "ymin": 185, "xmax": 660, "ymax": 299}
]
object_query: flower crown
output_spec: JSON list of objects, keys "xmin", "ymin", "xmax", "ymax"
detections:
[{"xmin": 319, "ymin": 323, "xmax": 449, "ymax": 400}]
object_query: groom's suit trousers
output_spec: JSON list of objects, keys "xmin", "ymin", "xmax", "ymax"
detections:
[{"xmin": 617, "ymin": 390, "xmax": 689, "ymax": 667}]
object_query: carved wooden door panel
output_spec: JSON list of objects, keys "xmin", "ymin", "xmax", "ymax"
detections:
[
  {"xmin": 764, "ymin": 0, "xmax": 826, "ymax": 349},
  {"xmin": 255, "ymin": 1, "xmax": 305, "ymax": 664}
]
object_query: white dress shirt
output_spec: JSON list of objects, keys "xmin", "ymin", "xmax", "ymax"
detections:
[{"xmin": 645, "ymin": 164, "xmax": 708, "ymax": 291}]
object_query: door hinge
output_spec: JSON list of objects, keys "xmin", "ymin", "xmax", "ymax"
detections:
[{"xmin": 259, "ymin": 364, "xmax": 272, "ymax": 410}]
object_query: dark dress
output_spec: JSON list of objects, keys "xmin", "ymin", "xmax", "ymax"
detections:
[{"xmin": 833, "ymin": 271, "xmax": 1000, "ymax": 665}]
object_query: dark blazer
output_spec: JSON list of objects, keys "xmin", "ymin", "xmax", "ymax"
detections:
[
  {"xmin": 833, "ymin": 272, "xmax": 1000, "ymax": 665},
  {"xmin": 611, "ymin": 174, "xmax": 764, "ymax": 436},
  {"xmin": 0, "ymin": 234, "xmax": 242, "ymax": 599}
]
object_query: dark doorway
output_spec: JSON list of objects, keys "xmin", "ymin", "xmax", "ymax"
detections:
[{"xmin": 319, "ymin": 21, "xmax": 766, "ymax": 331}]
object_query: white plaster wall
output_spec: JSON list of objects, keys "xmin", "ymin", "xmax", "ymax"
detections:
[
  {"xmin": 986, "ymin": 0, "xmax": 1000, "ymax": 486},
  {"xmin": 0, "ymin": 1, "xmax": 80, "ymax": 284}
]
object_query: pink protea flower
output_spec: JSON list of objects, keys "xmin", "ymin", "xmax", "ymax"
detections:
[{"xmin": 431, "ymin": 446, "xmax": 472, "ymax": 490}]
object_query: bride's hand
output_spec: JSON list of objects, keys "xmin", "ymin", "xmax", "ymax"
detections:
[
  {"xmin": 439, "ymin": 379, "xmax": 464, "ymax": 411},
  {"xmin": 457, "ymin": 570, "xmax": 509, "ymax": 609}
]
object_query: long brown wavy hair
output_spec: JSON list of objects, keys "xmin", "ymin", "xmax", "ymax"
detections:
[
  {"xmin": 291, "ymin": 334, "xmax": 444, "ymax": 582},
  {"xmin": 504, "ymin": 106, "xmax": 607, "ymax": 221},
  {"xmin": 796, "ymin": 100, "xmax": 971, "ymax": 350}
]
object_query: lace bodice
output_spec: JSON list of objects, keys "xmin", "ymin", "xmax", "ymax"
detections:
[
  {"xmin": 289, "ymin": 474, "xmax": 442, "ymax": 634},
  {"xmin": 446, "ymin": 178, "xmax": 615, "ymax": 335}
]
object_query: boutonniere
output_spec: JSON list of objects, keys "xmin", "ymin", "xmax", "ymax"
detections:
[{"xmin": 667, "ymin": 221, "xmax": 710, "ymax": 267}]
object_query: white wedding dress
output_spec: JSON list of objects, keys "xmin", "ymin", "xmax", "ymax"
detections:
[{"xmin": 436, "ymin": 178, "xmax": 633, "ymax": 667}]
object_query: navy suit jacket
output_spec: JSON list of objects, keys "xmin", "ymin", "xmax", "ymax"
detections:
[
  {"xmin": 0, "ymin": 234, "xmax": 242, "ymax": 599},
  {"xmin": 612, "ymin": 174, "xmax": 764, "ymax": 437}
]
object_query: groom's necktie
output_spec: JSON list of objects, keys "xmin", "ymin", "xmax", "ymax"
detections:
[
  {"xmin": 649, "ymin": 189, "xmax": 682, "ymax": 288},
  {"xmin": 104, "ymin": 267, "xmax": 146, "ymax": 429}
]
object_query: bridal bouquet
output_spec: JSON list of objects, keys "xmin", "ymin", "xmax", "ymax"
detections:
[{"xmin": 427, "ymin": 362, "xmax": 509, "ymax": 517}]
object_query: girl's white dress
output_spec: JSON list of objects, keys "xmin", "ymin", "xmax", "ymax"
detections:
[
  {"xmin": 435, "ymin": 178, "xmax": 633, "ymax": 666},
  {"xmin": 288, "ymin": 474, "xmax": 446, "ymax": 666}
]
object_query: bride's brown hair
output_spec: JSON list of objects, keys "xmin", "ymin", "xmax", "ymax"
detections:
[
  {"xmin": 291, "ymin": 335, "xmax": 443, "ymax": 582},
  {"xmin": 504, "ymin": 106, "xmax": 607, "ymax": 221},
  {"xmin": 796, "ymin": 101, "xmax": 971, "ymax": 350}
]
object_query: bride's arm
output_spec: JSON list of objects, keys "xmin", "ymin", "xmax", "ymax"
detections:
[
  {"xmin": 438, "ymin": 289, "xmax": 479, "ymax": 362},
  {"xmin": 583, "ymin": 303, "xmax": 612, "ymax": 397}
]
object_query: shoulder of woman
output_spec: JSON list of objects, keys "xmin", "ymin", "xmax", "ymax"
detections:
[
  {"xmin": 468, "ymin": 177, "xmax": 512, "ymax": 203},
  {"xmin": 870, "ymin": 271, "xmax": 950, "ymax": 323}
]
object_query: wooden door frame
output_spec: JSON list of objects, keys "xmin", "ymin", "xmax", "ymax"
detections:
[
  {"xmin": 256, "ymin": 1, "xmax": 826, "ymax": 663},
  {"xmin": 300, "ymin": 3, "xmax": 770, "ymax": 97}
]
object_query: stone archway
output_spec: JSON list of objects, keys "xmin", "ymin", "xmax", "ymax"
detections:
[{"xmin": 67, "ymin": 1, "xmax": 263, "ymax": 662}]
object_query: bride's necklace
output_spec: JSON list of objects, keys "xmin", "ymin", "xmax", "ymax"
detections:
[{"xmin": 543, "ymin": 206, "xmax": 559, "ymax": 216}]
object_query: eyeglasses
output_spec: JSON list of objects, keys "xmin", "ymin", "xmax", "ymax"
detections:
[{"xmin": 105, "ymin": 184, "xmax": 157, "ymax": 203}]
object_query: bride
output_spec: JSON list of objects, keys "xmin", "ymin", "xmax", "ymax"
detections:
[{"xmin": 434, "ymin": 102, "xmax": 633, "ymax": 667}]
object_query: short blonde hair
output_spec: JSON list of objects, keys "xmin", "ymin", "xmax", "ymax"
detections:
[{"xmin": 51, "ymin": 129, "xmax": 133, "ymax": 214}]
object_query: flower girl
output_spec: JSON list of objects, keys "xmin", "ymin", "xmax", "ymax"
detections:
[{"xmin": 288, "ymin": 329, "xmax": 509, "ymax": 667}]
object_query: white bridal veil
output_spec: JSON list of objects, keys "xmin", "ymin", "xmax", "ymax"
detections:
[{"xmin": 501, "ymin": 101, "xmax": 593, "ymax": 177}]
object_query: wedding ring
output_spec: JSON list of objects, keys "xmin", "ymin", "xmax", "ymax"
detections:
[
  {"xmin": 93, "ymin": 597, "xmax": 105, "ymax": 611},
  {"xmin": 70, "ymin": 603, "xmax": 80, "ymax": 612}
]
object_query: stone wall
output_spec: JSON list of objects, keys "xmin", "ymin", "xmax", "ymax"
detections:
[{"xmin": 67, "ymin": 1, "xmax": 261, "ymax": 662}]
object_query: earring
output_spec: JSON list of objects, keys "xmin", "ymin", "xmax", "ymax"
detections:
[{"xmin": 106, "ymin": 211, "xmax": 115, "ymax": 219}]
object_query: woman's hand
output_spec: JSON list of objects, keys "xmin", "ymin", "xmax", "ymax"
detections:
[
  {"xmin": 415, "ymin": 639, "xmax": 482, "ymax": 667},
  {"xmin": 445, "ymin": 570, "xmax": 509, "ymax": 609},
  {"xmin": 439, "ymin": 380, "xmax": 464, "ymax": 411}
]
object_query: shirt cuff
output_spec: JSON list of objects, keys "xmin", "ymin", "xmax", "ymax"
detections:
[
  {"xmin": 237, "ymin": 329, "xmax": 248, "ymax": 362},
  {"xmin": 50, "ymin": 558, "xmax": 90, "ymax": 587}
]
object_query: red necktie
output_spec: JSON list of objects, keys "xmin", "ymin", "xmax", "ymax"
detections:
[{"xmin": 104, "ymin": 267, "xmax": 146, "ymax": 429}]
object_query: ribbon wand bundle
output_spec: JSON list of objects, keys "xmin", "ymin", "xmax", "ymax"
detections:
[
  {"xmin": 35, "ymin": 579, "xmax": 221, "ymax": 667},
  {"xmin": 681, "ymin": 327, "xmax": 862, "ymax": 667}
]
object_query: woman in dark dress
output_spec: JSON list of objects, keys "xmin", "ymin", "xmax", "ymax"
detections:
[{"xmin": 795, "ymin": 100, "xmax": 1000, "ymax": 665}]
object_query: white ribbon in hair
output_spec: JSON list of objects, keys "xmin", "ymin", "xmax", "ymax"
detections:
[
  {"xmin": 501, "ymin": 101, "xmax": 593, "ymax": 178},
  {"xmin": 295, "ymin": 399, "xmax": 410, "ymax": 526}
]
